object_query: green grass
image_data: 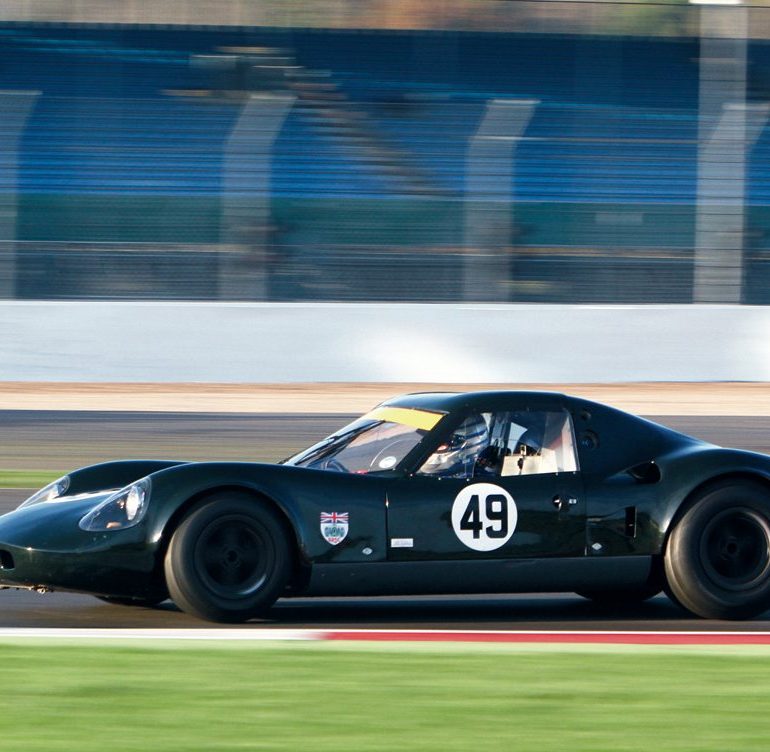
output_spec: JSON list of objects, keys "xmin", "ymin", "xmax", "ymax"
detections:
[
  {"xmin": 0, "ymin": 470, "xmax": 61, "ymax": 489},
  {"xmin": 0, "ymin": 642, "xmax": 769, "ymax": 751}
]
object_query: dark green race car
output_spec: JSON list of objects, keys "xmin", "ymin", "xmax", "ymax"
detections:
[{"xmin": 2, "ymin": 390, "xmax": 770, "ymax": 623}]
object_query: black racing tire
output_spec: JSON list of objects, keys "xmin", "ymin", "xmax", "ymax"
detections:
[
  {"xmin": 664, "ymin": 481, "xmax": 770, "ymax": 620},
  {"xmin": 576, "ymin": 584, "xmax": 661, "ymax": 606},
  {"xmin": 96, "ymin": 595, "xmax": 167, "ymax": 608},
  {"xmin": 164, "ymin": 493, "xmax": 292, "ymax": 623}
]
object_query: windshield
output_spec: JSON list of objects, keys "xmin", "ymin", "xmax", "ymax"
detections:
[{"xmin": 284, "ymin": 406, "xmax": 445, "ymax": 474}]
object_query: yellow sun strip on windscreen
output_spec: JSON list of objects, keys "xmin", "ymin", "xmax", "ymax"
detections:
[{"xmin": 364, "ymin": 406, "xmax": 445, "ymax": 432}]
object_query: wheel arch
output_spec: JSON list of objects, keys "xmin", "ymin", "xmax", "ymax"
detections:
[
  {"xmin": 665, "ymin": 471, "xmax": 770, "ymax": 544},
  {"xmin": 155, "ymin": 483, "xmax": 309, "ymax": 590}
]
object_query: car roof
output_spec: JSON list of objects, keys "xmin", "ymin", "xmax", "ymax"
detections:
[{"xmin": 381, "ymin": 390, "xmax": 569, "ymax": 413}]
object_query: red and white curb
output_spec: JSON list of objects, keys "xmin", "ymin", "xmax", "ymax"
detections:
[
  {"xmin": 1, "ymin": 628, "xmax": 770, "ymax": 645},
  {"xmin": 324, "ymin": 630, "xmax": 770, "ymax": 645}
]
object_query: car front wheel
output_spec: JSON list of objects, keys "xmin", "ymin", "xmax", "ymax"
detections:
[
  {"xmin": 164, "ymin": 493, "xmax": 292, "ymax": 623},
  {"xmin": 664, "ymin": 481, "xmax": 770, "ymax": 620}
]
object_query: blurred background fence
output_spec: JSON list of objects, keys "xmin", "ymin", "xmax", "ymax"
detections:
[{"xmin": 1, "ymin": 1, "xmax": 770, "ymax": 303}]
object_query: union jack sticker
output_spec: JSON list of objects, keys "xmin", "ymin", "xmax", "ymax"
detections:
[{"xmin": 320, "ymin": 512, "xmax": 349, "ymax": 546}]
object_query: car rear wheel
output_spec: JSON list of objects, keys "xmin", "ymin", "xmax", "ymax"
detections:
[
  {"xmin": 664, "ymin": 481, "xmax": 770, "ymax": 620},
  {"xmin": 164, "ymin": 493, "xmax": 292, "ymax": 623}
]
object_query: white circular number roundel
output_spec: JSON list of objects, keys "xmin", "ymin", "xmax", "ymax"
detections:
[{"xmin": 451, "ymin": 483, "xmax": 518, "ymax": 552}]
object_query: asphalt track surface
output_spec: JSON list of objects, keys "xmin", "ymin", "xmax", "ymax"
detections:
[{"xmin": 1, "ymin": 411, "xmax": 770, "ymax": 631}]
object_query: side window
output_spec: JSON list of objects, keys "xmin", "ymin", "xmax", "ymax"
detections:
[
  {"xmin": 500, "ymin": 410, "xmax": 578, "ymax": 476},
  {"xmin": 418, "ymin": 409, "xmax": 579, "ymax": 479}
]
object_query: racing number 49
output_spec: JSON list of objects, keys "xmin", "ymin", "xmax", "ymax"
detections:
[{"xmin": 459, "ymin": 494, "xmax": 509, "ymax": 539}]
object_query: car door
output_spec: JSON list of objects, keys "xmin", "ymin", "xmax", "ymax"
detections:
[{"xmin": 385, "ymin": 406, "xmax": 586, "ymax": 561}]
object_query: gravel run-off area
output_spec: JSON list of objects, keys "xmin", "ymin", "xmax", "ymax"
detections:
[{"xmin": 0, "ymin": 381, "xmax": 768, "ymax": 415}]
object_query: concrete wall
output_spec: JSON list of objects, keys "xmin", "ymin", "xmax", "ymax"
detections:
[{"xmin": 1, "ymin": 301, "xmax": 768, "ymax": 383}]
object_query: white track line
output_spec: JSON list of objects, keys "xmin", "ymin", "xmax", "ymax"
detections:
[{"xmin": 0, "ymin": 628, "xmax": 325, "ymax": 640}]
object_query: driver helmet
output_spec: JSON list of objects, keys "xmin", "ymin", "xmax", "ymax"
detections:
[{"xmin": 423, "ymin": 413, "xmax": 490, "ymax": 476}]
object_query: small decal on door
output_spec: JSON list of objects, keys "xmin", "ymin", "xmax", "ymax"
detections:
[
  {"xmin": 451, "ymin": 483, "xmax": 517, "ymax": 552},
  {"xmin": 390, "ymin": 538, "xmax": 414, "ymax": 548},
  {"xmin": 320, "ymin": 512, "xmax": 349, "ymax": 545}
]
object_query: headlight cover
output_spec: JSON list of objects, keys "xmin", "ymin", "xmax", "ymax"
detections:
[
  {"xmin": 18, "ymin": 475, "xmax": 71, "ymax": 509},
  {"xmin": 79, "ymin": 478, "xmax": 151, "ymax": 532}
]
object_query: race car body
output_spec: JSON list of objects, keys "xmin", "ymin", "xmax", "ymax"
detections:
[{"xmin": 2, "ymin": 390, "xmax": 770, "ymax": 622}]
